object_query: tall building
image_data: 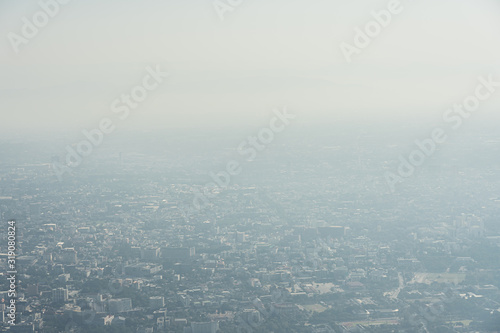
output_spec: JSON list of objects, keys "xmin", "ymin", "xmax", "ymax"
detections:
[{"xmin": 52, "ymin": 288, "xmax": 68, "ymax": 303}]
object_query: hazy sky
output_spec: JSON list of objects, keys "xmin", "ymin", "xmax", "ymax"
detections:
[{"xmin": 1, "ymin": 0, "xmax": 500, "ymax": 131}]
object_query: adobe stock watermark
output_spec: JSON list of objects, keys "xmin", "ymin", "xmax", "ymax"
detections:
[
  {"xmin": 52, "ymin": 65, "xmax": 168, "ymax": 181},
  {"xmin": 385, "ymin": 74, "xmax": 500, "ymax": 193},
  {"xmin": 178, "ymin": 107, "xmax": 295, "ymax": 219},
  {"xmin": 213, "ymin": 0, "xmax": 243, "ymax": 21},
  {"xmin": 7, "ymin": 0, "xmax": 72, "ymax": 54},
  {"xmin": 340, "ymin": 0, "xmax": 405, "ymax": 63}
]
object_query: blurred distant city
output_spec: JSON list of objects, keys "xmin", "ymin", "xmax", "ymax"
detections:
[{"xmin": 1, "ymin": 123, "xmax": 500, "ymax": 332}]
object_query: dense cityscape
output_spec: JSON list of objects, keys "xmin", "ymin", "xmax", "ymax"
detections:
[
  {"xmin": 1, "ymin": 127, "xmax": 500, "ymax": 332},
  {"xmin": 2, "ymin": 1, "xmax": 500, "ymax": 332}
]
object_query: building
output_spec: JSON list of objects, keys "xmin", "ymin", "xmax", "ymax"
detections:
[
  {"xmin": 27, "ymin": 284, "xmax": 39, "ymax": 297},
  {"xmin": 236, "ymin": 232, "xmax": 246, "ymax": 243},
  {"xmin": 270, "ymin": 303, "xmax": 298, "ymax": 316},
  {"xmin": 317, "ymin": 226, "xmax": 345, "ymax": 239},
  {"xmin": 161, "ymin": 247, "xmax": 195, "ymax": 260},
  {"xmin": 149, "ymin": 296, "xmax": 165, "ymax": 310},
  {"xmin": 94, "ymin": 315, "xmax": 114, "ymax": 326},
  {"xmin": 52, "ymin": 288, "xmax": 68, "ymax": 303},
  {"xmin": 124, "ymin": 263, "xmax": 162, "ymax": 276},
  {"xmin": 190, "ymin": 321, "xmax": 219, "ymax": 333},
  {"xmin": 108, "ymin": 298, "xmax": 132, "ymax": 313},
  {"xmin": 42, "ymin": 223, "xmax": 56, "ymax": 231},
  {"xmin": 60, "ymin": 248, "xmax": 78, "ymax": 264},
  {"xmin": 9, "ymin": 323, "xmax": 35, "ymax": 332},
  {"xmin": 141, "ymin": 247, "xmax": 160, "ymax": 260}
]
